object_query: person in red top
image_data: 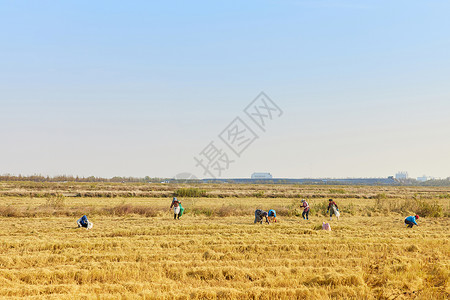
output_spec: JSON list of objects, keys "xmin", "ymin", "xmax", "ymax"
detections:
[
  {"xmin": 301, "ymin": 199, "xmax": 310, "ymax": 220},
  {"xmin": 326, "ymin": 199, "xmax": 339, "ymax": 220},
  {"xmin": 170, "ymin": 197, "xmax": 181, "ymax": 220}
]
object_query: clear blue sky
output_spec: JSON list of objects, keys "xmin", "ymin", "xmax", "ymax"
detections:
[{"xmin": 1, "ymin": 0, "xmax": 449, "ymax": 179}]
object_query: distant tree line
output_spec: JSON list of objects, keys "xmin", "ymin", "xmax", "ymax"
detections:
[
  {"xmin": 0, "ymin": 174, "xmax": 166, "ymax": 183},
  {"xmin": 0, "ymin": 174, "xmax": 449, "ymax": 186},
  {"xmin": 418, "ymin": 178, "xmax": 450, "ymax": 187},
  {"xmin": 390, "ymin": 178, "xmax": 450, "ymax": 186}
]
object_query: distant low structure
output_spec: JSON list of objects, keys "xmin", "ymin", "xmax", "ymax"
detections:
[
  {"xmin": 395, "ymin": 171, "xmax": 409, "ymax": 180},
  {"xmin": 417, "ymin": 175, "xmax": 431, "ymax": 182},
  {"xmin": 251, "ymin": 172, "xmax": 273, "ymax": 179},
  {"xmin": 203, "ymin": 177, "xmax": 398, "ymax": 185}
]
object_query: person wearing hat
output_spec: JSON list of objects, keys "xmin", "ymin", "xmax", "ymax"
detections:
[
  {"xmin": 326, "ymin": 199, "xmax": 340, "ymax": 220},
  {"xmin": 405, "ymin": 215, "xmax": 419, "ymax": 228},
  {"xmin": 268, "ymin": 209, "xmax": 277, "ymax": 223},
  {"xmin": 301, "ymin": 199, "xmax": 310, "ymax": 220},
  {"xmin": 170, "ymin": 197, "xmax": 182, "ymax": 220}
]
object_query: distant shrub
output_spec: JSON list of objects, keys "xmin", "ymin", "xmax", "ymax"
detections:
[
  {"xmin": 0, "ymin": 204, "xmax": 161, "ymax": 218},
  {"xmin": 175, "ymin": 188, "xmax": 207, "ymax": 197},
  {"xmin": 377, "ymin": 198, "xmax": 444, "ymax": 217},
  {"xmin": 286, "ymin": 199, "xmax": 303, "ymax": 217},
  {"xmin": 253, "ymin": 191, "xmax": 265, "ymax": 198},
  {"xmin": 375, "ymin": 193, "xmax": 387, "ymax": 199},
  {"xmin": 185, "ymin": 205, "xmax": 249, "ymax": 217},
  {"xmin": 329, "ymin": 189, "xmax": 346, "ymax": 194},
  {"xmin": 271, "ymin": 206, "xmax": 292, "ymax": 217},
  {"xmin": 188, "ymin": 207, "xmax": 214, "ymax": 217},
  {"xmin": 311, "ymin": 200, "xmax": 329, "ymax": 216},
  {"xmin": 106, "ymin": 204, "xmax": 159, "ymax": 217},
  {"xmin": 414, "ymin": 200, "xmax": 443, "ymax": 217},
  {"xmin": 340, "ymin": 202, "xmax": 356, "ymax": 216},
  {"xmin": 216, "ymin": 205, "xmax": 245, "ymax": 217},
  {"xmin": 45, "ymin": 194, "xmax": 65, "ymax": 209},
  {"xmin": 0, "ymin": 206, "xmax": 21, "ymax": 217}
]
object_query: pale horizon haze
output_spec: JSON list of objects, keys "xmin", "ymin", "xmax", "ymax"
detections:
[{"xmin": 1, "ymin": 1, "xmax": 449, "ymax": 179}]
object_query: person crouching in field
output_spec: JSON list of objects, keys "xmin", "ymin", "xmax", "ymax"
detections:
[
  {"xmin": 326, "ymin": 199, "xmax": 340, "ymax": 221},
  {"xmin": 170, "ymin": 197, "xmax": 182, "ymax": 220},
  {"xmin": 268, "ymin": 209, "xmax": 277, "ymax": 223},
  {"xmin": 301, "ymin": 199, "xmax": 310, "ymax": 220},
  {"xmin": 405, "ymin": 215, "xmax": 419, "ymax": 228},
  {"xmin": 77, "ymin": 215, "xmax": 93, "ymax": 230},
  {"xmin": 254, "ymin": 209, "xmax": 269, "ymax": 224}
]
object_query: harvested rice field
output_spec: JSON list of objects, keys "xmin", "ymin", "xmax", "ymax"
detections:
[{"xmin": 0, "ymin": 182, "xmax": 448, "ymax": 299}]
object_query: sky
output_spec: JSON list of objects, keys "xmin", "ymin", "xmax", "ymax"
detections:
[{"xmin": 0, "ymin": 0, "xmax": 449, "ymax": 179}]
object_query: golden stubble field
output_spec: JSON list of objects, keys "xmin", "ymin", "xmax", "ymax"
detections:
[{"xmin": 0, "ymin": 182, "xmax": 449, "ymax": 299}]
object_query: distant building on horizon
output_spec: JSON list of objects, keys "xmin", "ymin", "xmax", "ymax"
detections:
[
  {"xmin": 395, "ymin": 171, "xmax": 409, "ymax": 180},
  {"xmin": 251, "ymin": 172, "xmax": 273, "ymax": 179},
  {"xmin": 417, "ymin": 175, "xmax": 432, "ymax": 182}
]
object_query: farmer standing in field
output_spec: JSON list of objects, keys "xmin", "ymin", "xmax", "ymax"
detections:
[
  {"xmin": 254, "ymin": 209, "xmax": 270, "ymax": 224},
  {"xmin": 327, "ymin": 199, "xmax": 340, "ymax": 221},
  {"xmin": 170, "ymin": 197, "xmax": 183, "ymax": 220},
  {"xmin": 405, "ymin": 215, "xmax": 420, "ymax": 228},
  {"xmin": 301, "ymin": 199, "xmax": 310, "ymax": 220}
]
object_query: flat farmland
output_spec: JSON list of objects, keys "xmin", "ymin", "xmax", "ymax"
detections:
[{"xmin": 0, "ymin": 182, "xmax": 448, "ymax": 299}]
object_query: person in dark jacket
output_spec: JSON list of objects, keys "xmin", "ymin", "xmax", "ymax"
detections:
[
  {"xmin": 326, "ymin": 199, "xmax": 339, "ymax": 220},
  {"xmin": 254, "ymin": 209, "xmax": 269, "ymax": 224},
  {"xmin": 405, "ymin": 215, "xmax": 419, "ymax": 228}
]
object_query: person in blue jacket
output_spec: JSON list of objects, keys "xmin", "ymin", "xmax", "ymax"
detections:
[
  {"xmin": 268, "ymin": 209, "xmax": 277, "ymax": 223},
  {"xmin": 405, "ymin": 215, "xmax": 419, "ymax": 228},
  {"xmin": 77, "ymin": 215, "xmax": 93, "ymax": 229}
]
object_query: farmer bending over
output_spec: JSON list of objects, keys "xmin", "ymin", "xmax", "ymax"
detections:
[
  {"xmin": 405, "ymin": 215, "xmax": 419, "ymax": 228},
  {"xmin": 268, "ymin": 209, "xmax": 277, "ymax": 223},
  {"xmin": 254, "ymin": 209, "xmax": 269, "ymax": 224},
  {"xmin": 77, "ymin": 215, "xmax": 93, "ymax": 230}
]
